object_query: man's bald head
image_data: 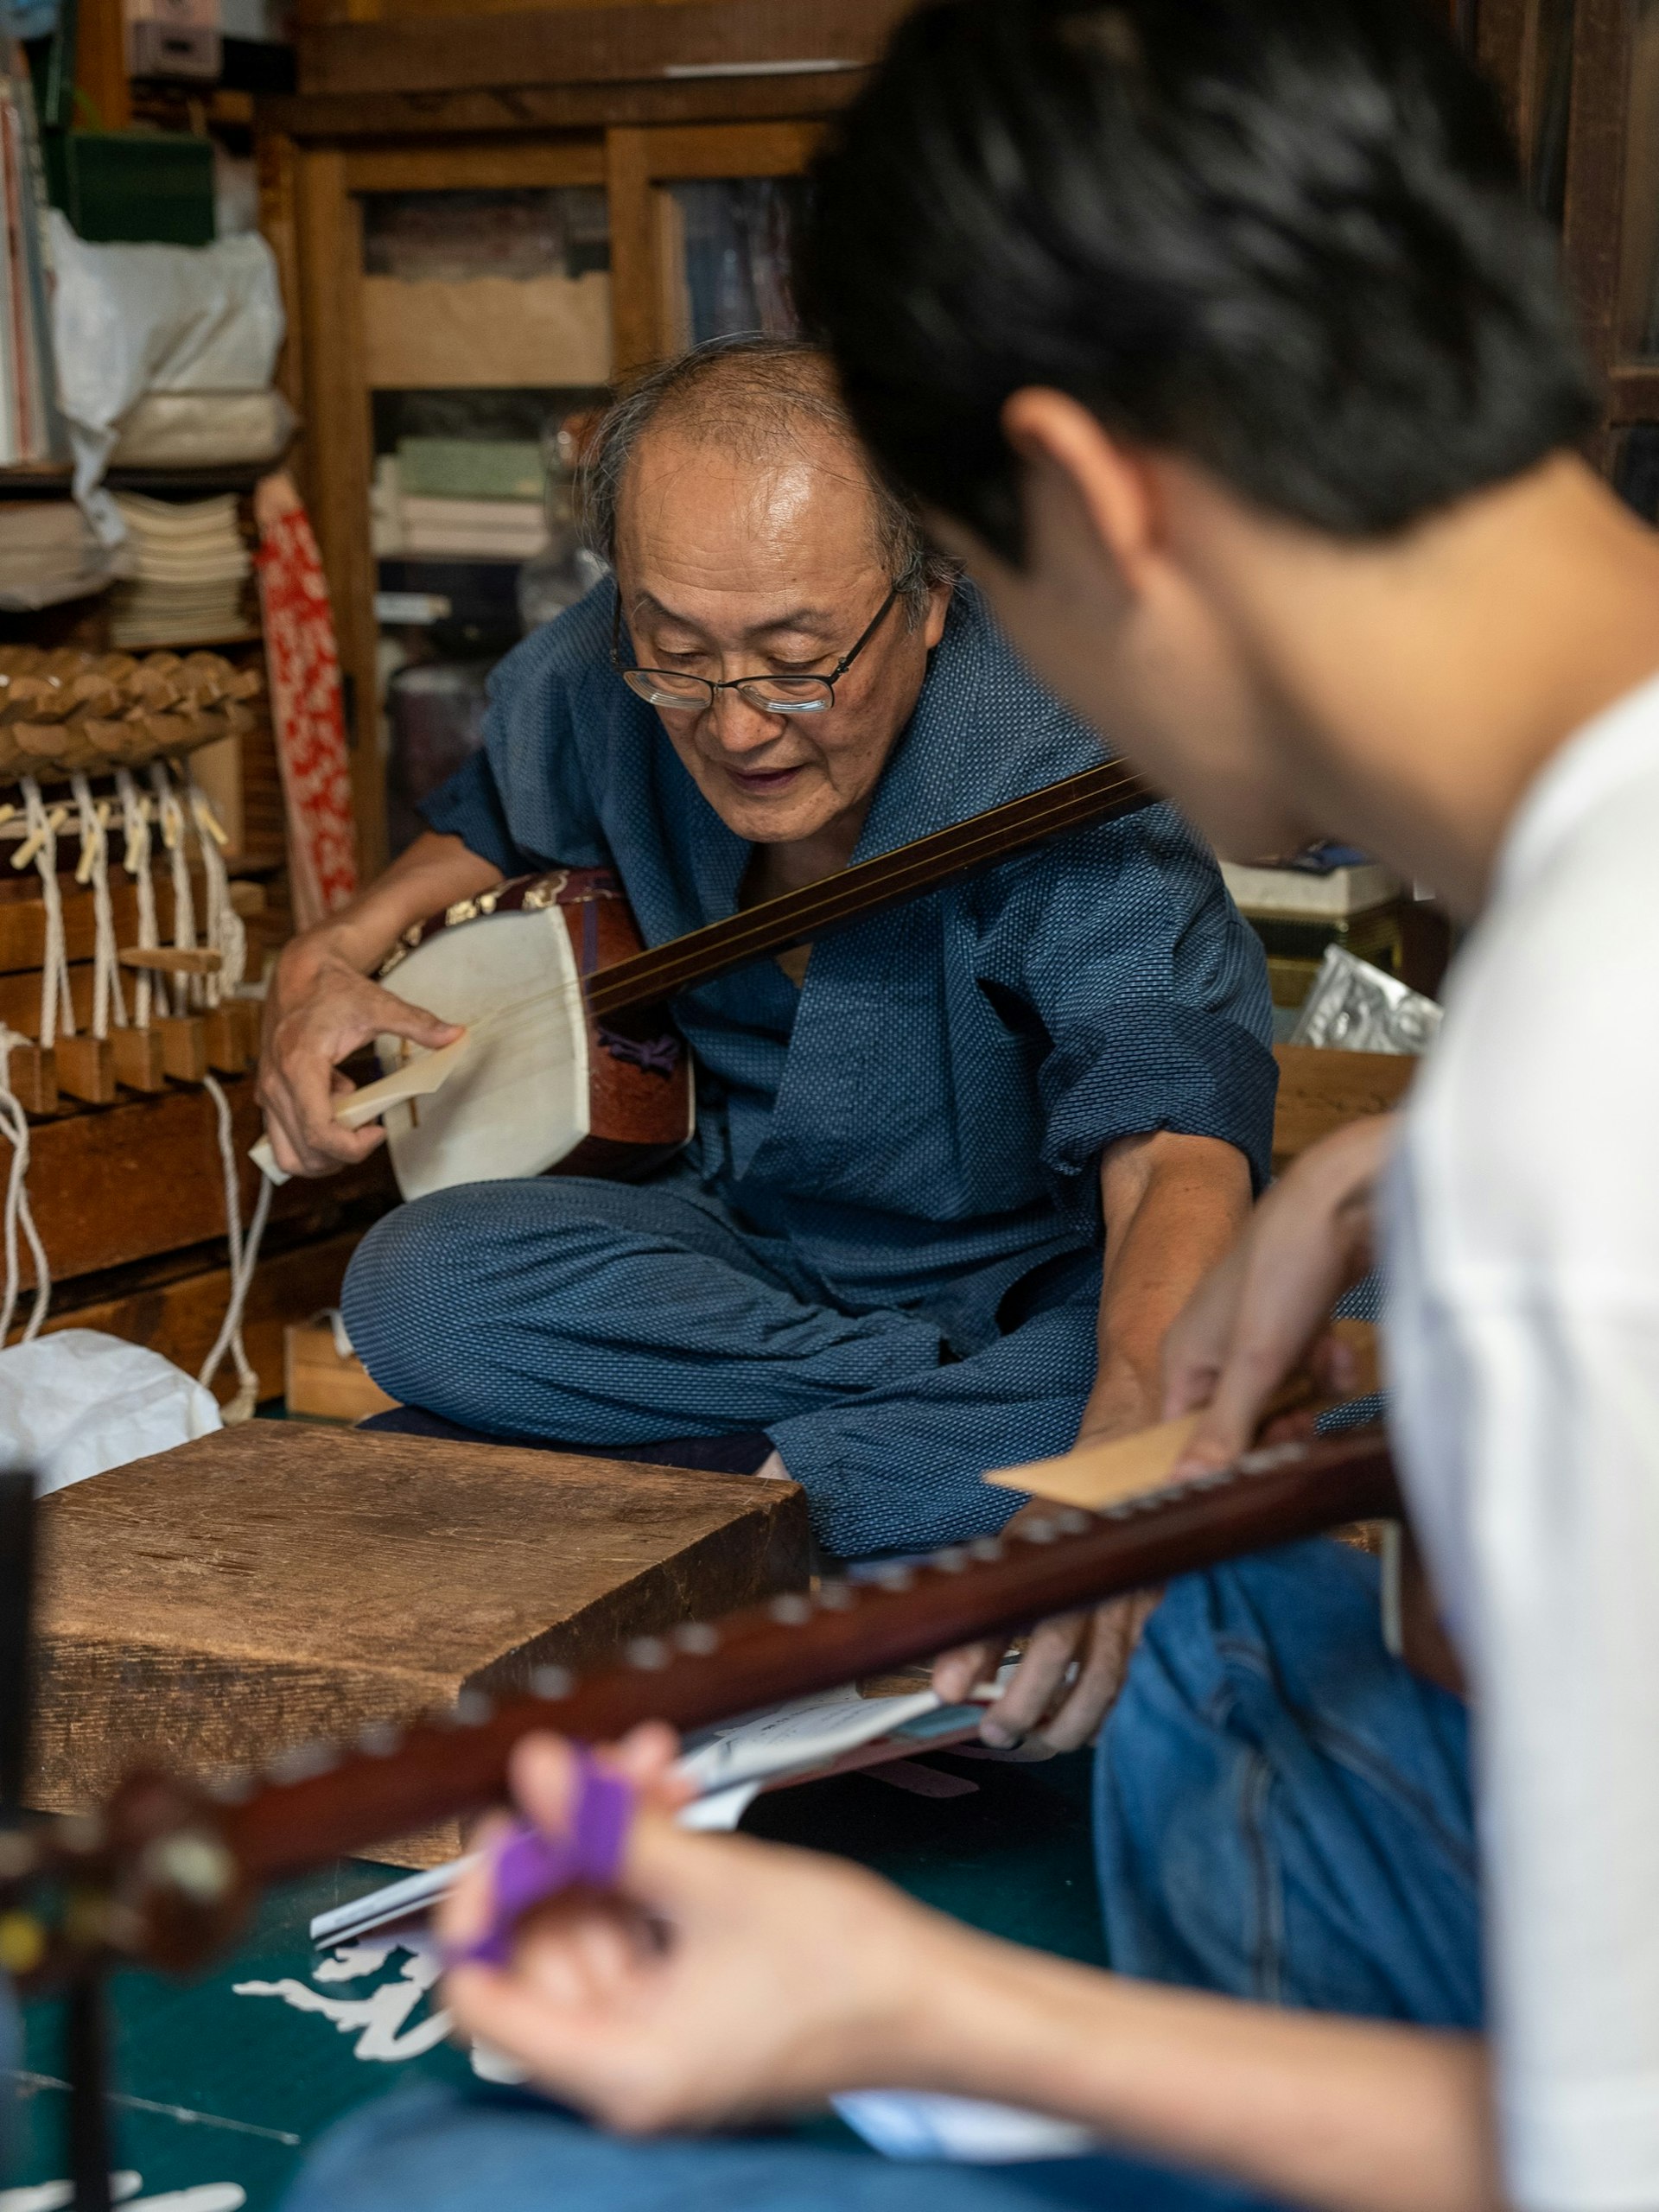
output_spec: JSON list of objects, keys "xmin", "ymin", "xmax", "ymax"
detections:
[{"xmin": 582, "ymin": 335, "xmax": 950, "ymax": 622}]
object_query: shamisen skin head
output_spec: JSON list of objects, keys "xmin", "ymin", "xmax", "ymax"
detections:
[{"xmin": 799, "ymin": 0, "xmax": 1659, "ymax": 920}]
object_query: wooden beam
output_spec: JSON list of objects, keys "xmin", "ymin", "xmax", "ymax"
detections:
[
  {"xmin": 4, "ymin": 1075, "xmax": 394, "ymax": 1288},
  {"xmin": 296, "ymin": 0, "xmax": 907, "ymax": 99},
  {"xmin": 257, "ymin": 130, "xmax": 307, "ymax": 440},
  {"xmin": 261, "ymin": 69, "xmax": 866, "ymax": 141},
  {"xmin": 294, "ymin": 145, "xmax": 385, "ymax": 880},
  {"xmin": 636, "ymin": 119, "xmax": 825, "ymax": 178},
  {"xmin": 607, "ymin": 125, "xmax": 660, "ymax": 376},
  {"xmin": 344, "ymin": 137, "xmax": 607, "ymax": 193},
  {"xmin": 73, "ymin": 0, "xmax": 131, "ymax": 130}
]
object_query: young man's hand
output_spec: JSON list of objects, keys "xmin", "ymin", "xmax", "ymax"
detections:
[
  {"xmin": 1163, "ymin": 1115, "xmax": 1395, "ymax": 1475},
  {"xmin": 439, "ymin": 1729, "xmax": 935, "ymax": 2133}
]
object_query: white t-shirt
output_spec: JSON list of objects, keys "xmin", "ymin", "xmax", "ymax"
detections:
[{"xmin": 1386, "ymin": 671, "xmax": 1659, "ymax": 2212}]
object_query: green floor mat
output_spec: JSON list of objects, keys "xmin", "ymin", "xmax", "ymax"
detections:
[{"xmin": 4, "ymin": 1748, "xmax": 1103, "ymax": 2210}]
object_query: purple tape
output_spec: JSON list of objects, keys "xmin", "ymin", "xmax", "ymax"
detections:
[{"xmin": 446, "ymin": 1751, "xmax": 635, "ymax": 1970}]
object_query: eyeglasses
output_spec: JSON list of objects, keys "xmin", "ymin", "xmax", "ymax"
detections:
[{"xmin": 611, "ymin": 586, "xmax": 899, "ymax": 715}]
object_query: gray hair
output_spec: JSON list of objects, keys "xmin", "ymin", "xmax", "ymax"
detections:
[{"xmin": 579, "ymin": 334, "xmax": 957, "ymax": 625}]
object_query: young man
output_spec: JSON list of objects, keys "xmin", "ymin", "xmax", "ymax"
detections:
[{"xmin": 285, "ymin": 4, "xmax": 1659, "ymax": 2209}]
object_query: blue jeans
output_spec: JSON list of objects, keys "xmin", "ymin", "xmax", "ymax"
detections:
[{"xmin": 283, "ymin": 1541, "xmax": 1478, "ymax": 2212}]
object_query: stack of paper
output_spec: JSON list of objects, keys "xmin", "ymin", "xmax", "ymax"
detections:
[
  {"xmin": 0, "ymin": 499, "xmax": 119, "ymax": 609},
  {"xmin": 109, "ymin": 492, "xmax": 255, "ymax": 647},
  {"xmin": 371, "ymin": 449, "xmax": 548, "ymax": 563}
]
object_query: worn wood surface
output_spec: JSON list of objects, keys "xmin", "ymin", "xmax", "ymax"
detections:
[
  {"xmin": 12, "ymin": 1074, "xmax": 395, "ymax": 1288},
  {"xmin": 1271, "ymin": 1043, "xmax": 1415, "ymax": 1171},
  {"xmin": 30, "ymin": 1427, "xmax": 811, "ymax": 1862}
]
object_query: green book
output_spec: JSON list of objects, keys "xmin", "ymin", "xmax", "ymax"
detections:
[{"xmin": 396, "ymin": 438, "xmax": 544, "ymax": 503}]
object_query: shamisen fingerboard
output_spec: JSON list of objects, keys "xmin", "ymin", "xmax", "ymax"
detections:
[{"xmin": 3, "ymin": 1427, "xmax": 1397, "ymax": 1985}]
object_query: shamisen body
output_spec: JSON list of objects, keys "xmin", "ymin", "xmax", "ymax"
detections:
[{"xmin": 281, "ymin": 8, "xmax": 1659, "ymax": 2212}]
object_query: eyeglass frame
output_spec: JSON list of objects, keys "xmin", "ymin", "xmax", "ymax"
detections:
[{"xmin": 609, "ymin": 583, "xmax": 901, "ymax": 715}]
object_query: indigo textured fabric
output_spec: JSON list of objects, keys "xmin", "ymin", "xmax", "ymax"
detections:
[
  {"xmin": 283, "ymin": 2083, "xmax": 1288, "ymax": 2212},
  {"xmin": 356, "ymin": 579, "xmax": 1274, "ymax": 1553},
  {"xmin": 1096, "ymin": 1539, "xmax": 1480, "ymax": 2026}
]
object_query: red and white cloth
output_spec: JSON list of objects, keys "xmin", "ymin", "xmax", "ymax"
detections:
[{"xmin": 254, "ymin": 473, "xmax": 357, "ymax": 928}]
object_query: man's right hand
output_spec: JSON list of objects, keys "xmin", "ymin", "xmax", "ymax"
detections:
[
  {"xmin": 1162, "ymin": 1114, "xmax": 1397, "ymax": 1475},
  {"xmin": 257, "ymin": 937, "xmax": 462, "ymax": 1178}
]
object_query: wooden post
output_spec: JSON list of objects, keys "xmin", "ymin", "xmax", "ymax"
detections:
[
  {"xmin": 111, "ymin": 1027, "xmax": 167, "ymax": 1095},
  {"xmin": 54, "ymin": 1036, "xmax": 116, "ymax": 1107},
  {"xmin": 73, "ymin": 0, "xmax": 130, "ymax": 130},
  {"xmin": 606, "ymin": 126, "xmax": 660, "ymax": 379},
  {"xmin": 295, "ymin": 145, "xmax": 385, "ymax": 879}
]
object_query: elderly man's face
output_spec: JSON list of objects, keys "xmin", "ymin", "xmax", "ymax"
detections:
[{"xmin": 613, "ymin": 419, "xmax": 949, "ymax": 848}]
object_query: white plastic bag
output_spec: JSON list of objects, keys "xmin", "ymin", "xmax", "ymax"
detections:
[
  {"xmin": 47, "ymin": 213, "xmax": 285, "ymax": 530},
  {"xmin": 0, "ymin": 1328, "xmax": 221, "ymax": 1496}
]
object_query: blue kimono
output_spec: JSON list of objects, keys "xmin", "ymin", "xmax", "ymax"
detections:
[{"xmin": 342, "ymin": 581, "xmax": 1274, "ymax": 1557}]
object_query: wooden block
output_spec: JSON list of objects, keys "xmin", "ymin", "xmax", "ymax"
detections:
[
  {"xmin": 111, "ymin": 1024, "xmax": 167, "ymax": 1094},
  {"xmin": 120, "ymin": 947, "xmax": 224, "ymax": 976},
  {"xmin": 158, "ymin": 1015, "xmax": 208, "ymax": 1084},
  {"xmin": 285, "ymin": 1319, "xmax": 400, "ymax": 1422},
  {"xmin": 2, "ymin": 1040, "xmax": 54, "ymax": 1116},
  {"xmin": 54, "ymin": 1033, "xmax": 116, "ymax": 1105},
  {"xmin": 1272, "ymin": 1043, "xmax": 1415, "ymax": 1171},
  {"xmin": 233, "ymin": 995, "xmax": 264, "ymax": 1059},
  {"xmin": 203, "ymin": 1003, "xmax": 249, "ymax": 1074},
  {"xmin": 29, "ymin": 1426, "xmax": 811, "ymax": 1864}
]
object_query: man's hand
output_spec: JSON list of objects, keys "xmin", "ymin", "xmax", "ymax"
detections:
[
  {"xmin": 253, "ymin": 830, "xmax": 500, "ymax": 1179},
  {"xmin": 934, "ymin": 1130, "xmax": 1252, "ymax": 1751},
  {"xmin": 1163, "ymin": 1114, "xmax": 1395, "ymax": 1474},
  {"xmin": 440, "ymin": 1729, "xmax": 932, "ymax": 2134},
  {"xmin": 257, "ymin": 937, "xmax": 461, "ymax": 1178}
]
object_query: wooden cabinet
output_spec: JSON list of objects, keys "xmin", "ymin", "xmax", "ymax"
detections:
[{"xmin": 257, "ymin": 3, "xmax": 902, "ymax": 874}]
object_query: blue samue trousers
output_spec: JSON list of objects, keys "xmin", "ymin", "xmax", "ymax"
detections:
[{"xmin": 341, "ymin": 1173, "xmax": 1103, "ymax": 1559}]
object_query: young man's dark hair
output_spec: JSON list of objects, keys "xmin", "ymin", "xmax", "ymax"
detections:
[{"xmin": 797, "ymin": 0, "xmax": 1597, "ymax": 559}]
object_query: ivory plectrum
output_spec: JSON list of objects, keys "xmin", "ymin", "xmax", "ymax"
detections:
[{"xmin": 985, "ymin": 1410, "xmax": 1205, "ymax": 1510}]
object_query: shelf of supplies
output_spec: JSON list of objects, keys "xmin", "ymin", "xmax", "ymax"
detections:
[{"xmin": 0, "ymin": 466, "xmax": 73, "ymax": 499}]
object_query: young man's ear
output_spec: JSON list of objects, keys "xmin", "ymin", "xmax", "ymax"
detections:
[{"xmin": 1001, "ymin": 388, "xmax": 1163, "ymax": 602}]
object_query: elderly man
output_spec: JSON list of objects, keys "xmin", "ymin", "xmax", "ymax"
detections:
[{"xmin": 259, "ymin": 339, "xmax": 1273, "ymax": 1615}]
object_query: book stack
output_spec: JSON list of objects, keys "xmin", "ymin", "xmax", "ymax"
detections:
[
  {"xmin": 108, "ymin": 492, "xmax": 256, "ymax": 649},
  {"xmin": 371, "ymin": 437, "xmax": 548, "ymax": 563},
  {"xmin": 0, "ymin": 49, "xmax": 67, "ymax": 468}
]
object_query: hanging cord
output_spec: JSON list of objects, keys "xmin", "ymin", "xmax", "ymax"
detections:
[
  {"xmin": 0, "ymin": 1026, "xmax": 49, "ymax": 1349},
  {"xmin": 149, "ymin": 761, "xmax": 197, "ymax": 1013},
  {"xmin": 17, "ymin": 779, "xmax": 72, "ymax": 1048},
  {"xmin": 116, "ymin": 769, "xmax": 159, "ymax": 1027},
  {"xmin": 70, "ymin": 774, "xmax": 126, "ymax": 1044},
  {"xmin": 183, "ymin": 764, "xmax": 245, "ymax": 1011},
  {"xmin": 199, "ymin": 1073, "xmax": 271, "ymax": 1423}
]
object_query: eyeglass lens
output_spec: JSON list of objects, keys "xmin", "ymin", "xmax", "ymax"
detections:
[{"xmin": 621, "ymin": 671, "xmax": 836, "ymax": 714}]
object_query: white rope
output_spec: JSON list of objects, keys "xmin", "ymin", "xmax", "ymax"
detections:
[
  {"xmin": 116, "ymin": 769, "xmax": 158, "ymax": 1027},
  {"xmin": 19, "ymin": 779, "xmax": 72, "ymax": 1047},
  {"xmin": 184, "ymin": 765, "xmax": 245, "ymax": 1011},
  {"xmin": 150, "ymin": 762, "xmax": 197, "ymax": 1014},
  {"xmin": 0, "ymin": 1026, "xmax": 48, "ymax": 1348},
  {"xmin": 70, "ymin": 774, "xmax": 125, "ymax": 1040},
  {"xmin": 199, "ymin": 1072, "xmax": 271, "ymax": 1423}
]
